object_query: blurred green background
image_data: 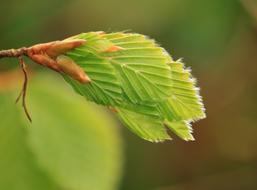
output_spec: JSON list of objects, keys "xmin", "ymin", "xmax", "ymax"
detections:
[{"xmin": 1, "ymin": 0, "xmax": 257, "ymax": 189}]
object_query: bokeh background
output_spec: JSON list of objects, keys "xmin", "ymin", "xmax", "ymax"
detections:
[{"xmin": 1, "ymin": 0, "xmax": 257, "ymax": 189}]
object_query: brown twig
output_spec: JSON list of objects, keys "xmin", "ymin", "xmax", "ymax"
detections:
[
  {"xmin": 15, "ymin": 57, "xmax": 32, "ymax": 122},
  {"xmin": 0, "ymin": 47, "xmax": 28, "ymax": 59},
  {"xmin": 0, "ymin": 39, "xmax": 89, "ymax": 122},
  {"xmin": 0, "ymin": 47, "xmax": 32, "ymax": 122}
]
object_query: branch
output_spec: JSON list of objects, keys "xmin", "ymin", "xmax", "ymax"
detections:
[
  {"xmin": 15, "ymin": 57, "xmax": 32, "ymax": 122},
  {"xmin": 0, "ymin": 47, "xmax": 28, "ymax": 59},
  {"xmin": 0, "ymin": 39, "xmax": 88, "ymax": 123}
]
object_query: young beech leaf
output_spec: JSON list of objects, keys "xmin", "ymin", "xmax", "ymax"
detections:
[
  {"xmin": 61, "ymin": 31, "xmax": 206, "ymax": 142},
  {"xmin": 117, "ymin": 107, "xmax": 171, "ymax": 142},
  {"xmin": 165, "ymin": 120, "xmax": 195, "ymax": 141},
  {"xmin": 158, "ymin": 60, "xmax": 206, "ymax": 122}
]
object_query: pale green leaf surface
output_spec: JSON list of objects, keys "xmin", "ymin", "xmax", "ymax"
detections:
[
  {"xmin": 66, "ymin": 46, "xmax": 122, "ymax": 105},
  {"xmin": 62, "ymin": 32, "xmax": 206, "ymax": 142},
  {"xmin": 0, "ymin": 74, "xmax": 122, "ymax": 190},
  {"xmin": 103, "ymin": 32, "xmax": 173, "ymax": 103},
  {"xmin": 165, "ymin": 120, "xmax": 195, "ymax": 141},
  {"xmin": 120, "ymin": 101, "xmax": 160, "ymax": 119},
  {"xmin": 27, "ymin": 74, "xmax": 123, "ymax": 190},
  {"xmin": 159, "ymin": 60, "xmax": 206, "ymax": 122},
  {"xmin": 116, "ymin": 107, "xmax": 171, "ymax": 142},
  {"xmin": 66, "ymin": 32, "xmax": 173, "ymax": 105},
  {"xmin": 0, "ymin": 93, "xmax": 59, "ymax": 190}
]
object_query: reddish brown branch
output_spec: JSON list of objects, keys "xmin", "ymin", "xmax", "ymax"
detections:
[
  {"xmin": 15, "ymin": 57, "xmax": 32, "ymax": 122},
  {"xmin": 0, "ymin": 47, "xmax": 28, "ymax": 59},
  {"xmin": 0, "ymin": 39, "xmax": 89, "ymax": 122},
  {"xmin": 0, "ymin": 47, "xmax": 32, "ymax": 122}
]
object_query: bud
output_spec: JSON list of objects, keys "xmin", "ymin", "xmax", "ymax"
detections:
[
  {"xmin": 27, "ymin": 39, "xmax": 90, "ymax": 84},
  {"xmin": 47, "ymin": 39, "xmax": 86, "ymax": 58},
  {"xmin": 56, "ymin": 55, "xmax": 91, "ymax": 84}
]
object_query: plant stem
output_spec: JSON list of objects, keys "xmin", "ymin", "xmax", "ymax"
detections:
[
  {"xmin": 0, "ymin": 47, "xmax": 28, "ymax": 59},
  {"xmin": 0, "ymin": 47, "xmax": 32, "ymax": 122},
  {"xmin": 15, "ymin": 57, "xmax": 32, "ymax": 122}
]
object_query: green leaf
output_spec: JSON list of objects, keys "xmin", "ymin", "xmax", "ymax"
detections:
[
  {"xmin": 158, "ymin": 60, "xmax": 206, "ymax": 122},
  {"xmin": 165, "ymin": 120, "xmax": 194, "ymax": 141},
  {"xmin": 65, "ymin": 32, "xmax": 173, "ymax": 105},
  {"xmin": 65, "ymin": 33, "xmax": 123, "ymax": 105},
  {"xmin": 103, "ymin": 32, "xmax": 173, "ymax": 103},
  {"xmin": 62, "ymin": 32, "xmax": 206, "ymax": 142},
  {"xmin": 0, "ymin": 74, "xmax": 123, "ymax": 190},
  {"xmin": 116, "ymin": 107, "xmax": 171, "ymax": 142},
  {"xmin": 28, "ymin": 74, "xmax": 123, "ymax": 190},
  {"xmin": 0, "ymin": 94, "xmax": 59, "ymax": 190}
]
